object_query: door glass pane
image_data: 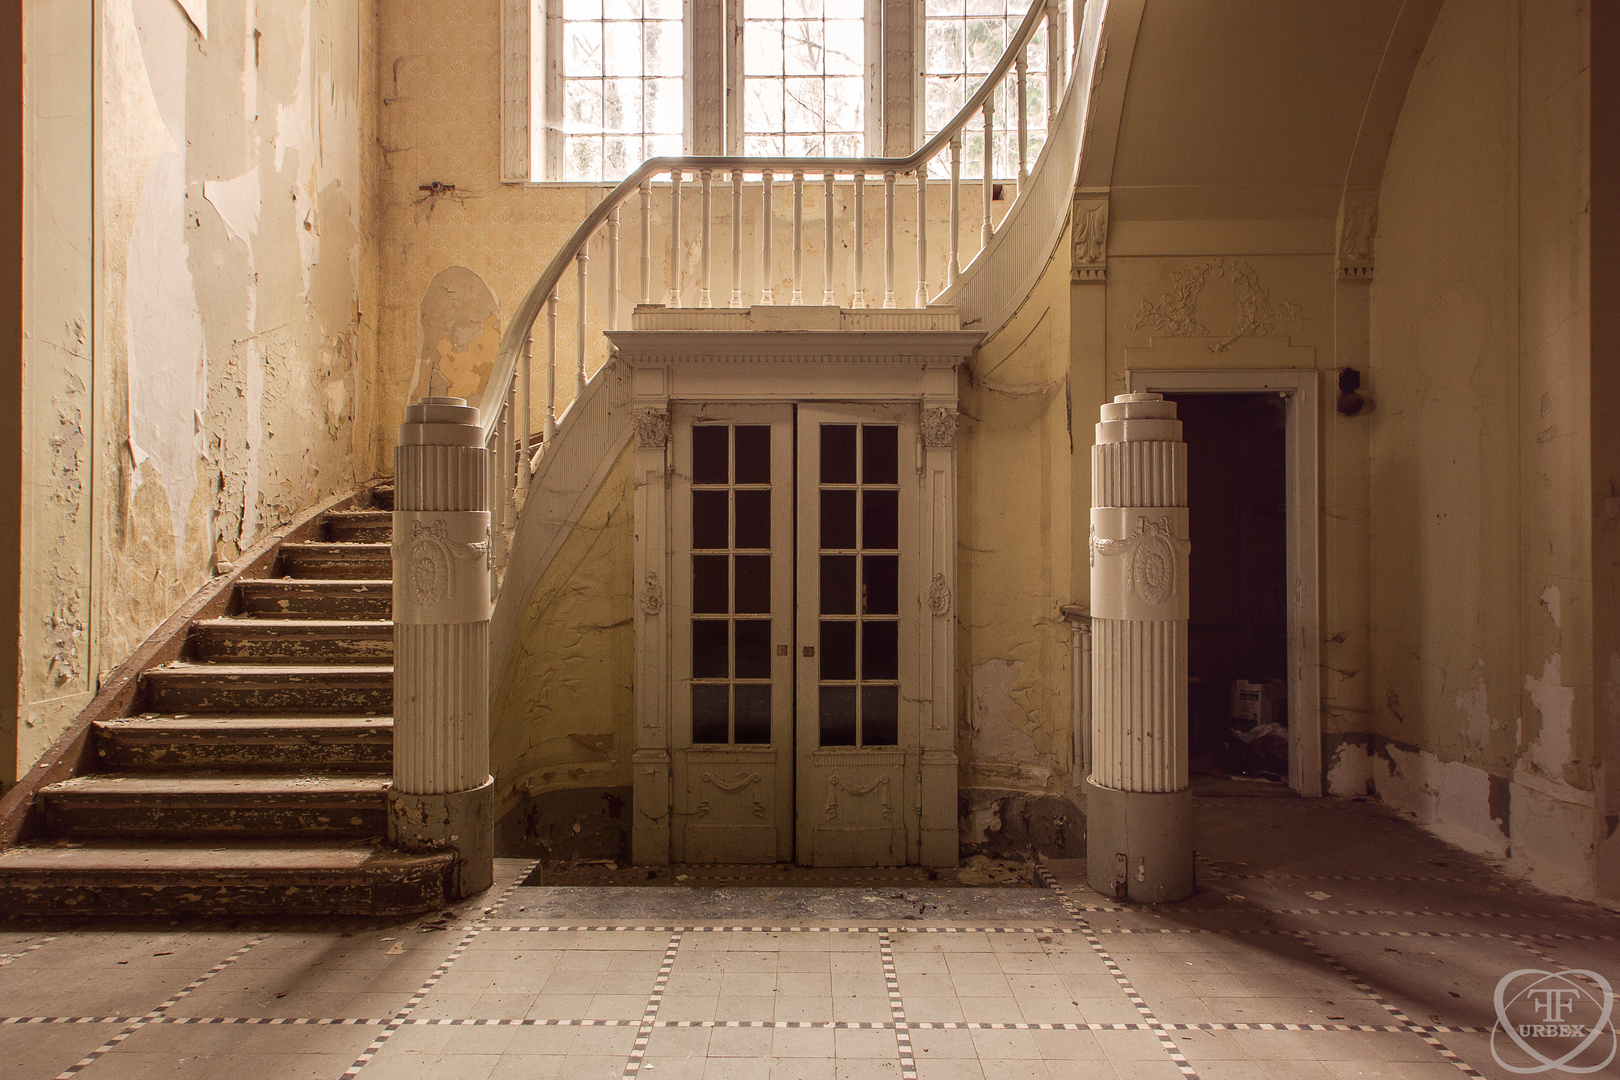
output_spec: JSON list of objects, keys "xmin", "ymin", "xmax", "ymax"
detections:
[
  {"xmin": 862, "ymin": 490, "xmax": 899, "ymax": 549},
  {"xmin": 821, "ymin": 490, "xmax": 856, "ymax": 548},
  {"xmin": 820, "ymin": 685, "xmax": 857, "ymax": 745},
  {"xmin": 734, "ymin": 685, "xmax": 772, "ymax": 743},
  {"xmin": 692, "ymin": 619, "xmax": 729, "ymax": 678},
  {"xmin": 821, "ymin": 555, "xmax": 857, "ymax": 613},
  {"xmin": 734, "ymin": 555, "xmax": 771, "ymax": 613},
  {"xmin": 734, "ymin": 619, "xmax": 772, "ymax": 678},
  {"xmin": 862, "ymin": 620, "xmax": 898, "ymax": 680},
  {"xmin": 820, "ymin": 424, "xmax": 857, "ymax": 483},
  {"xmin": 693, "ymin": 554, "xmax": 730, "ymax": 613},
  {"xmin": 862, "ymin": 425, "xmax": 898, "ymax": 484},
  {"xmin": 820, "ymin": 620, "xmax": 857, "ymax": 680},
  {"xmin": 862, "ymin": 685, "xmax": 899, "ymax": 745},
  {"xmin": 693, "ymin": 490, "xmax": 729, "ymax": 549},
  {"xmin": 693, "ymin": 685, "xmax": 729, "ymax": 743},
  {"xmin": 734, "ymin": 490, "xmax": 772, "ymax": 548},
  {"xmin": 693, "ymin": 425, "xmax": 729, "ymax": 484},
  {"xmin": 864, "ymin": 554, "xmax": 898, "ymax": 614},
  {"xmin": 734, "ymin": 425, "xmax": 772, "ymax": 483}
]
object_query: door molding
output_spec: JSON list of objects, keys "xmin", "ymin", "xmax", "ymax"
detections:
[{"xmin": 1126, "ymin": 368, "xmax": 1323, "ymax": 798}]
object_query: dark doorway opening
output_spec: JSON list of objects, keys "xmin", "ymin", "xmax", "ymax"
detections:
[{"xmin": 1168, "ymin": 393, "xmax": 1289, "ymax": 784}]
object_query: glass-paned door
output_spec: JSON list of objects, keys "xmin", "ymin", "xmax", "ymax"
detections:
[
  {"xmin": 670, "ymin": 405, "xmax": 795, "ymax": 863},
  {"xmin": 795, "ymin": 404, "xmax": 920, "ymax": 866}
]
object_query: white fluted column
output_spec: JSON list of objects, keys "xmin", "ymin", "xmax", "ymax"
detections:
[
  {"xmin": 389, "ymin": 396, "xmax": 495, "ymax": 898},
  {"xmin": 1085, "ymin": 392, "xmax": 1193, "ymax": 903}
]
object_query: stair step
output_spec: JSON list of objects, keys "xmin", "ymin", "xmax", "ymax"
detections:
[
  {"xmin": 235, "ymin": 579, "xmax": 392, "ymax": 619},
  {"xmin": 192, "ymin": 618, "xmax": 393, "ymax": 662},
  {"xmin": 0, "ymin": 841, "xmax": 450, "ymax": 916},
  {"xmin": 324, "ymin": 510, "xmax": 392, "ymax": 543},
  {"xmin": 40, "ymin": 773, "xmax": 389, "ymax": 838},
  {"xmin": 370, "ymin": 485, "xmax": 395, "ymax": 511},
  {"xmin": 94, "ymin": 716, "xmax": 393, "ymax": 771},
  {"xmin": 278, "ymin": 542, "xmax": 391, "ymax": 579},
  {"xmin": 143, "ymin": 663, "xmax": 392, "ymax": 714}
]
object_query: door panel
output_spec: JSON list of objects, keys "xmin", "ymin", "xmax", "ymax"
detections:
[
  {"xmin": 795, "ymin": 405, "xmax": 921, "ymax": 867},
  {"xmin": 671, "ymin": 405, "xmax": 795, "ymax": 863}
]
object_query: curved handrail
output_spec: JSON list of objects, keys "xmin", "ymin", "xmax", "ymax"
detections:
[{"xmin": 481, "ymin": 0, "xmax": 1064, "ymax": 440}]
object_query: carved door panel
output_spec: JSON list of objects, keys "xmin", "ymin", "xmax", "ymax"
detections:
[
  {"xmin": 670, "ymin": 405, "xmax": 795, "ymax": 863},
  {"xmin": 795, "ymin": 405, "xmax": 921, "ymax": 867}
]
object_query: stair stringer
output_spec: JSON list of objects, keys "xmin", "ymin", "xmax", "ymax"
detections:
[
  {"xmin": 936, "ymin": 0, "xmax": 1107, "ymax": 339},
  {"xmin": 489, "ymin": 358, "xmax": 635, "ymax": 707}
]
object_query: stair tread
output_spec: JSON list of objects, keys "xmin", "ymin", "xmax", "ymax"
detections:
[
  {"xmin": 44, "ymin": 773, "xmax": 390, "ymax": 796},
  {"xmin": 149, "ymin": 663, "xmax": 393, "ymax": 675},
  {"xmin": 98, "ymin": 716, "xmax": 393, "ymax": 729},
  {"xmin": 198, "ymin": 617, "xmax": 393, "ymax": 628},
  {"xmin": 282, "ymin": 542, "xmax": 391, "ymax": 552},
  {"xmin": 324, "ymin": 510, "xmax": 391, "ymax": 520},
  {"xmin": 241, "ymin": 578, "xmax": 393, "ymax": 586},
  {"xmin": 0, "ymin": 840, "xmax": 443, "ymax": 873}
]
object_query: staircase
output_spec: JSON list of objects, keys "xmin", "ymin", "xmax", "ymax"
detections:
[{"xmin": 0, "ymin": 488, "xmax": 456, "ymax": 917}]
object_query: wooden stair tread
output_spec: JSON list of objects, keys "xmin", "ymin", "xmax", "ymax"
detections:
[
  {"xmin": 43, "ymin": 773, "xmax": 390, "ymax": 796},
  {"xmin": 0, "ymin": 840, "xmax": 443, "ymax": 872},
  {"xmin": 97, "ymin": 716, "xmax": 393, "ymax": 731},
  {"xmin": 149, "ymin": 663, "xmax": 393, "ymax": 676},
  {"xmin": 196, "ymin": 618, "xmax": 393, "ymax": 630}
]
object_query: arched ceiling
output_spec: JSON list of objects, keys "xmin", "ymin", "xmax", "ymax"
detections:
[{"xmin": 1084, "ymin": 0, "xmax": 1444, "ymax": 228}]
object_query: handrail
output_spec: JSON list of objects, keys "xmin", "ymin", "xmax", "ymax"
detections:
[{"xmin": 482, "ymin": 0, "xmax": 1066, "ymax": 442}]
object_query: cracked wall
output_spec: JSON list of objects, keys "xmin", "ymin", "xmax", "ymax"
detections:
[{"xmin": 14, "ymin": 0, "xmax": 379, "ymax": 780}]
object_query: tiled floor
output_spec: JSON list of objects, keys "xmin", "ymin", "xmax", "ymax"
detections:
[{"xmin": 3, "ymin": 796, "xmax": 1619, "ymax": 1078}]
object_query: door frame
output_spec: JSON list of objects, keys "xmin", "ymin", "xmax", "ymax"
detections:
[{"xmin": 1126, "ymin": 368, "xmax": 1323, "ymax": 797}]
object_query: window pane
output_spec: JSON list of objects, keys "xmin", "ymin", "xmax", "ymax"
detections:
[
  {"xmin": 693, "ymin": 490, "xmax": 728, "ymax": 549},
  {"xmin": 735, "ymin": 619, "xmax": 772, "ymax": 679},
  {"xmin": 862, "ymin": 685, "xmax": 899, "ymax": 745},
  {"xmin": 568, "ymin": 24, "xmax": 603, "ymax": 77},
  {"xmin": 559, "ymin": 0, "xmax": 685, "ymax": 180},
  {"xmin": 563, "ymin": 137, "xmax": 603, "ymax": 182},
  {"xmin": 783, "ymin": 21, "xmax": 822, "ymax": 76},
  {"xmin": 862, "ymin": 426, "xmax": 898, "ymax": 484},
  {"xmin": 644, "ymin": 20, "xmax": 683, "ymax": 76},
  {"xmin": 692, "ymin": 685, "xmax": 729, "ymax": 743},
  {"xmin": 734, "ymin": 426, "xmax": 771, "ymax": 482},
  {"xmin": 734, "ymin": 554, "xmax": 771, "ymax": 613},
  {"xmin": 566, "ymin": 80, "xmax": 604, "ymax": 130},
  {"xmin": 746, "ymin": 20, "xmax": 786, "ymax": 77},
  {"xmin": 603, "ymin": 0, "xmax": 639, "ymax": 20},
  {"xmin": 693, "ymin": 554, "xmax": 729, "ymax": 613},
  {"xmin": 820, "ymin": 686, "xmax": 857, "ymax": 745},
  {"xmin": 745, "ymin": 0, "xmax": 863, "ymax": 156},
  {"xmin": 863, "ymin": 554, "xmax": 898, "ymax": 614},
  {"xmin": 862, "ymin": 620, "xmax": 898, "ymax": 680},
  {"xmin": 823, "ymin": 24, "xmax": 863, "ymax": 75},
  {"xmin": 604, "ymin": 78, "xmax": 643, "ymax": 133},
  {"xmin": 734, "ymin": 490, "xmax": 771, "ymax": 548},
  {"xmin": 734, "ymin": 685, "xmax": 772, "ymax": 743},
  {"xmin": 566, "ymin": 0, "xmax": 602, "ymax": 19},
  {"xmin": 821, "ymin": 490, "xmax": 856, "ymax": 549},
  {"xmin": 692, "ymin": 426, "xmax": 728, "ymax": 484},
  {"xmin": 862, "ymin": 490, "xmax": 899, "ymax": 550},
  {"xmin": 821, "ymin": 425, "xmax": 857, "ymax": 483},
  {"xmin": 821, "ymin": 620, "xmax": 856, "ymax": 680},
  {"xmin": 646, "ymin": 78, "xmax": 684, "ymax": 134},
  {"xmin": 693, "ymin": 619, "xmax": 729, "ymax": 678},
  {"xmin": 821, "ymin": 555, "xmax": 857, "ymax": 614},
  {"xmin": 604, "ymin": 23, "xmax": 642, "ymax": 75}
]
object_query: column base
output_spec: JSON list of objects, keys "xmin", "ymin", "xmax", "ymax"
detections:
[
  {"xmin": 1083, "ymin": 778, "xmax": 1193, "ymax": 903},
  {"xmin": 388, "ymin": 776, "xmax": 495, "ymax": 899}
]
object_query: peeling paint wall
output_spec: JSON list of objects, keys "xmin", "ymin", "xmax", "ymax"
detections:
[
  {"xmin": 15, "ymin": 0, "xmax": 379, "ymax": 779},
  {"xmin": 1352, "ymin": 0, "xmax": 1597, "ymax": 895}
]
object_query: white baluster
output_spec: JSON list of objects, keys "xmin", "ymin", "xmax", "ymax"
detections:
[
  {"xmin": 667, "ymin": 170, "xmax": 682, "ymax": 307},
  {"xmin": 1047, "ymin": 0, "xmax": 1067, "ymax": 115},
  {"xmin": 730, "ymin": 169, "xmax": 744, "ymax": 308},
  {"xmin": 699, "ymin": 169, "xmax": 713, "ymax": 308},
  {"xmin": 1015, "ymin": 52, "xmax": 1029, "ymax": 191},
  {"xmin": 545, "ymin": 293, "xmax": 558, "ymax": 441},
  {"xmin": 518, "ymin": 329, "xmax": 532, "ymax": 481},
  {"xmin": 575, "ymin": 251, "xmax": 588, "ymax": 401},
  {"xmin": 607, "ymin": 205, "xmax": 620, "ymax": 331},
  {"xmin": 852, "ymin": 172, "xmax": 865, "ymax": 308},
  {"xmin": 882, "ymin": 170, "xmax": 896, "ymax": 309},
  {"xmin": 791, "ymin": 170, "xmax": 804, "ymax": 305},
  {"xmin": 822, "ymin": 171, "xmax": 836, "ymax": 306},
  {"xmin": 982, "ymin": 102, "xmax": 995, "ymax": 248},
  {"xmin": 760, "ymin": 170, "xmax": 775, "ymax": 305},
  {"xmin": 639, "ymin": 179, "xmax": 652, "ymax": 305},
  {"xmin": 949, "ymin": 136, "xmax": 962, "ymax": 285},
  {"xmin": 915, "ymin": 162, "xmax": 928, "ymax": 308}
]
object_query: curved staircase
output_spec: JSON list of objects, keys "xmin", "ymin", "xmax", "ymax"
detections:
[{"xmin": 0, "ymin": 488, "xmax": 455, "ymax": 917}]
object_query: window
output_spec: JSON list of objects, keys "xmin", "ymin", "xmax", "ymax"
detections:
[
  {"xmin": 922, "ymin": 0, "xmax": 1044, "ymax": 179},
  {"xmin": 741, "ymin": 0, "xmax": 866, "ymax": 157},
  {"xmin": 559, "ymin": 0, "xmax": 685, "ymax": 181}
]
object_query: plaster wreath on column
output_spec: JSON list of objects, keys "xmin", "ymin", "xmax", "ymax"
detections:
[
  {"xmin": 1131, "ymin": 256, "xmax": 1303, "ymax": 352},
  {"xmin": 406, "ymin": 519, "xmax": 492, "ymax": 608},
  {"xmin": 921, "ymin": 408, "xmax": 958, "ymax": 448},
  {"xmin": 633, "ymin": 409, "xmax": 671, "ymax": 448},
  {"xmin": 1090, "ymin": 516, "xmax": 1190, "ymax": 605}
]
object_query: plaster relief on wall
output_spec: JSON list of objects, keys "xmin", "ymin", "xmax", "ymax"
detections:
[
  {"xmin": 1338, "ymin": 197, "xmax": 1378, "ymax": 278},
  {"xmin": 634, "ymin": 410, "xmax": 671, "ymax": 449},
  {"xmin": 407, "ymin": 518, "xmax": 491, "ymax": 608},
  {"xmin": 1071, "ymin": 194, "xmax": 1108, "ymax": 281},
  {"xmin": 824, "ymin": 773, "xmax": 893, "ymax": 820},
  {"xmin": 640, "ymin": 571, "xmax": 664, "ymax": 616},
  {"xmin": 701, "ymin": 771, "xmax": 761, "ymax": 793},
  {"xmin": 1131, "ymin": 258, "xmax": 1303, "ymax": 352},
  {"xmin": 928, "ymin": 573, "xmax": 952, "ymax": 616},
  {"xmin": 921, "ymin": 408, "xmax": 957, "ymax": 448},
  {"xmin": 1091, "ymin": 516, "xmax": 1189, "ymax": 605}
]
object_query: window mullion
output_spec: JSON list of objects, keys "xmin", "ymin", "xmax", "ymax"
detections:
[
  {"xmin": 544, "ymin": 0, "xmax": 565, "ymax": 179},
  {"xmin": 690, "ymin": 0, "xmax": 727, "ymax": 155}
]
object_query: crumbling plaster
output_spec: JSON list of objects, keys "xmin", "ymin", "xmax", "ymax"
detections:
[{"xmin": 14, "ymin": 0, "xmax": 380, "ymax": 780}]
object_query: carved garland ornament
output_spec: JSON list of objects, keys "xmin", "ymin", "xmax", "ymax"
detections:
[
  {"xmin": 824, "ymin": 773, "xmax": 894, "ymax": 821},
  {"xmin": 634, "ymin": 409, "xmax": 671, "ymax": 448},
  {"xmin": 1131, "ymin": 257, "xmax": 1303, "ymax": 353},
  {"xmin": 407, "ymin": 519, "xmax": 491, "ymax": 608},
  {"xmin": 640, "ymin": 571, "xmax": 664, "ymax": 616},
  {"xmin": 928, "ymin": 573, "xmax": 952, "ymax": 617},
  {"xmin": 921, "ymin": 408, "xmax": 958, "ymax": 449},
  {"xmin": 1090, "ymin": 516, "xmax": 1190, "ymax": 606}
]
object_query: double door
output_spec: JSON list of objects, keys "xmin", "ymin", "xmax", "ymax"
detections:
[{"xmin": 669, "ymin": 403, "xmax": 921, "ymax": 867}]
